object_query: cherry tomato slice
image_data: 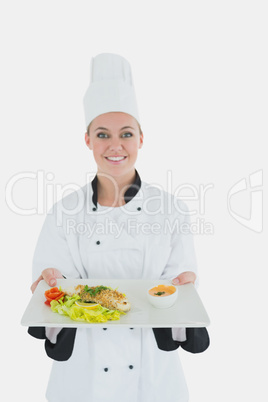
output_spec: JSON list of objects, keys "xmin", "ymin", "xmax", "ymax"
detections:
[{"xmin": 44, "ymin": 287, "xmax": 65, "ymax": 305}]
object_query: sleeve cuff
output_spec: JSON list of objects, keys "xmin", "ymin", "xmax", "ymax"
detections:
[
  {"xmin": 179, "ymin": 327, "xmax": 210, "ymax": 353},
  {"xmin": 153, "ymin": 327, "xmax": 210, "ymax": 353},
  {"xmin": 28, "ymin": 327, "xmax": 77, "ymax": 361}
]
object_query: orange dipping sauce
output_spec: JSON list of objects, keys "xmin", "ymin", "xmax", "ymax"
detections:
[{"xmin": 149, "ymin": 285, "xmax": 176, "ymax": 297}]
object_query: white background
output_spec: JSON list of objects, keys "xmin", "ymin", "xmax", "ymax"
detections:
[{"xmin": 1, "ymin": 1, "xmax": 267, "ymax": 401}]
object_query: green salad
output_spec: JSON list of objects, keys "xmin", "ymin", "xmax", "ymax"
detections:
[{"xmin": 50, "ymin": 294, "xmax": 124, "ymax": 323}]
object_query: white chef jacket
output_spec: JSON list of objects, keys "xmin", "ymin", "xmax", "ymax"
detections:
[{"xmin": 32, "ymin": 177, "xmax": 197, "ymax": 402}]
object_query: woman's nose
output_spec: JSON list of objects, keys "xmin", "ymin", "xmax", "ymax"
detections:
[{"xmin": 109, "ymin": 137, "xmax": 123, "ymax": 151}]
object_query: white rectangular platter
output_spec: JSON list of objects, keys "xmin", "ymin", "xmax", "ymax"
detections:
[{"xmin": 21, "ymin": 279, "xmax": 210, "ymax": 328}]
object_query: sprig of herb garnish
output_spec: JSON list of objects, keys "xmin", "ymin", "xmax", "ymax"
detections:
[
  {"xmin": 154, "ymin": 291, "xmax": 166, "ymax": 296},
  {"xmin": 84, "ymin": 285, "xmax": 109, "ymax": 297}
]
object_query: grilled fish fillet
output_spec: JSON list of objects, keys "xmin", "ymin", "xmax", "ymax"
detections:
[{"xmin": 65, "ymin": 285, "xmax": 131, "ymax": 312}]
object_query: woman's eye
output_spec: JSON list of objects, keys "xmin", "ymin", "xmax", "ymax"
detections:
[
  {"xmin": 97, "ymin": 133, "xmax": 108, "ymax": 138},
  {"xmin": 122, "ymin": 132, "xmax": 133, "ymax": 138}
]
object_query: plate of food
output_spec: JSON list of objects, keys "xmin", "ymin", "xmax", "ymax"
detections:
[{"xmin": 21, "ymin": 278, "xmax": 210, "ymax": 328}]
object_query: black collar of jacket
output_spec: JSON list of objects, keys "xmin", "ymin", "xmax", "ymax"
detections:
[{"xmin": 91, "ymin": 170, "xmax": 141, "ymax": 208}]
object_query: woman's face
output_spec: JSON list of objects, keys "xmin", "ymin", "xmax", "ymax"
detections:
[{"xmin": 85, "ymin": 112, "xmax": 143, "ymax": 179}]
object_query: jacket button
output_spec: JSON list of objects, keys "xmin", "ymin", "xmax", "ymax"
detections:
[
  {"xmin": 129, "ymin": 365, "xmax": 134, "ymax": 369},
  {"xmin": 130, "ymin": 328, "xmax": 134, "ymax": 330},
  {"xmin": 96, "ymin": 241, "xmax": 100, "ymax": 245},
  {"xmin": 103, "ymin": 328, "xmax": 107, "ymax": 330},
  {"xmin": 137, "ymin": 207, "xmax": 141, "ymax": 211},
  {"xmin": 92, "ymin": 207, "xmax": 97, "ymax": 211},
  {"xmin": 104, "ymin": 368, "xmax": 109, "ymax": 372}
]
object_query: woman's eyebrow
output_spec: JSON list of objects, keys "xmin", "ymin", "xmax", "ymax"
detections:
[
  {"xmin": 94, "ymin": 126, "xmax": 109, "ymax": 132},
  {"xmin": 120, "ymin": 126, "xmax": 135, "ymax": 130}
]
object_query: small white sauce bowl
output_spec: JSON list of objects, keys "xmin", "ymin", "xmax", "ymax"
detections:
[{"xmin": 147, "ymin": 284, "xmax": 178, "ymax": 308}]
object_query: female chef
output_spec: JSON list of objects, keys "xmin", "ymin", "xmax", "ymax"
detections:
[{"xmin": 29, "ymin": 53, "xmax": 209, "ymax": 402}]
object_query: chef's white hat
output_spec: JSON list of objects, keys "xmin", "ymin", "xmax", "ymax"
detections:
[{"xmin": 83, "ymin": 53, "xmax": 140, "ymax": 128}]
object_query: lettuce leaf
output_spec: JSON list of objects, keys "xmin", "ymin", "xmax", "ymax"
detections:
[{"xmin": 50, "ymin": 294, "xmax": 123, "ymax": 323}]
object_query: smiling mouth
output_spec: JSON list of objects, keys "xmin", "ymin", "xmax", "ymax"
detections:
[{"xmin": 105, "ymin": 156, "xmax": 127, "ymax": 162}]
